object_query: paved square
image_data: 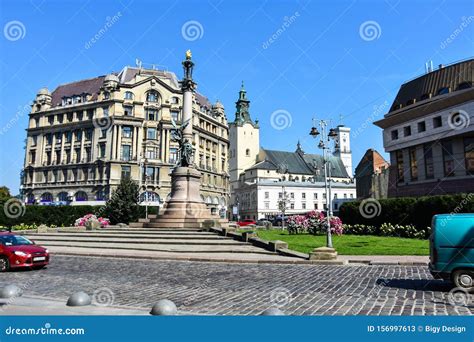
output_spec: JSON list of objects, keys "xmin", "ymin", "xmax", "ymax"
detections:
[{"xmin": 0, "ymin": 256, "xmax": 472, "ymax": 315}]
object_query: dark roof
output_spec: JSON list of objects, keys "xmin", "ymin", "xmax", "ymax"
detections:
[
  {"xmin": 254, "ymin": 149, "xmax": 350, "ymax": 179},
  {"xmin": 195, "ymin": 92, "xmax": 212, "ymax": 108},
  {"xmin": 51, "ymin": 76, "xmax": 105, "ymax": 107},
  {"xmin": 389, "ymin": 58, "xmax": 473, "ymax": 113}
]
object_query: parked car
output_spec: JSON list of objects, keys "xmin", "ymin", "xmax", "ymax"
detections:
[
  {"xmin": 256, "ymin": 219, "xmax": 272, "ymax": 227},
  {"xmin": 429, "ymin": 213, "xmax": 474, "ymax": 291},
  {"xmin": 237, "ymin": 219, "xmax": 256, "ymax": 227},
  {"xmin": 0, "ymin": 232, "xmax": 50, "ymax": 272},
  {"xmin": 272, "ymin": 216, "xmax": 289, "ymax": 227}
]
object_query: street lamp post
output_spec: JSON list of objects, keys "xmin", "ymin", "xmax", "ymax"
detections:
[
  {"xmin": 309, "ymin": 120, "xmax": 338, "ymax": 249},
  {"xmin": 277, "ymin": 167, "xmax": 289, "ymax": 230},
  {"xmin": 140, "ymin": 158, "xmax": 149, "ymax": 219}
]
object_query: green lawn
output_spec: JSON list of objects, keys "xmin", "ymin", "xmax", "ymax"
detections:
[{"xmin": 250, "ymin": 230, "xmax": 429, "ymax": 255}]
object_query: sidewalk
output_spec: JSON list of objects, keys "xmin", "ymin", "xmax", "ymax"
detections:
[
  {"xmin": 0, "ymin": 296, "xmax": 150, "ymax": 316},
  {"xmin": 339, "ymin": 255, "xmax": 429, "ymax": 265}
]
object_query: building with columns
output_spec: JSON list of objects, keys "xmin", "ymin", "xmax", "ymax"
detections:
[
  {"xmin": 374, "ymin": 58, "xmax": 474, "ymax": 197},
  {"xmin": 21, "ymin": 65, "xmax": 230, "ymax": 215},
  {"xmin": 229, "ymin": 85, "xmax": 356, "ymax": 220}
]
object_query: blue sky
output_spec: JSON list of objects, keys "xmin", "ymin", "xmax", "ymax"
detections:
[{"xmin": 0, "ymin": 0, "xmax": 473, "ymax": 195}]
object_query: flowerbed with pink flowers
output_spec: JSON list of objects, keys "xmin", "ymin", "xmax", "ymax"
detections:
[
  {"xmin": 74, "ymin": 214, "xmax": 110, "ymax": 228},
  {"xmin": 286, "ymin": 210, "xmax": 343, "ymax": 235}
]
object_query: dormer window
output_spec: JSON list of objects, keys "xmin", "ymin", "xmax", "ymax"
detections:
[
  {"xmin": 458, "ymin": 82, "xmax": 472, "ymax": 90},
  {"xmin": 146, "ymin": 90, "xmax": 159, "ymax": 102},
  {"xmin": 103, "ymin": 92, "xmax": 110, "ymax": 100},
  {"xmin": 437, "ymin": 87, "xmax": 450, "ymax": 95}
]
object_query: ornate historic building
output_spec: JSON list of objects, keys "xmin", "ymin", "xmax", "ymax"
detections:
[
  {"xmin": 21, "ymin": 65, "xmax": 230, "ymax": 216},
  {"xmin": 374, "ymin": 58, "xmax": 474, "ymax": 197},
  {"xmin": 229, "ymin": 85, "xmax": 356, "ymax": 220}
]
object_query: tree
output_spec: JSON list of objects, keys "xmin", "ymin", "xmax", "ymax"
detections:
[
  {"xmin": 0, "ymin": 186, "xmax": 11, "ymax": 203},
  {"xmin": 103, "ymin": 178, "xmax": 140, "ymax": 224}
]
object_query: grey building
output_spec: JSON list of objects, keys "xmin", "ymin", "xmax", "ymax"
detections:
[{"xmin": 374, "ymin": 58, "xmax": 474, "ymax": 197}]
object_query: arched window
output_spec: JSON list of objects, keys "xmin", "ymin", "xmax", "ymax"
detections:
[
  {"xmin": 437, "ymin": 87, "xmax": 450, "ymax": 95},
  {"xmin": 146, "ymin": 90, "xmax": 159, "ymax": 102},
  {"xmin": 96, "ymin": 189, "xmax": 107, "ymax": 201},
  {"xmin": 75, "ymin": 191, "xmax": 88, "ymax": 201},
  {"xmin": 124, "ymin": 91, "xmax": 134, "ymax": 100},
  {"xmin": 26, "ymin": 194, "xmax": 35, "ymax": 204},
  {"xmin": 41, "ymin": 192, "xmax": 53, "ymax": 203},
  {"xmin": 57, "ymin": 192, "xmax": 68, "ymax": 202},
  {"xmin": 140, "ymin": 192, "xmax": 160, "ymax": 202},
  {"xmin": 420, "ymin": 93, "xmax": 431, "ymax": 101},
  {"xmin": 458, "ymin": 82, "xmax": 472, "ymax": 90}
]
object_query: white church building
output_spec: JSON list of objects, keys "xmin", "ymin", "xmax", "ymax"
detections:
[{"xmin": 228, "ymin": 83, "xmax": 356, "ymax": 220}]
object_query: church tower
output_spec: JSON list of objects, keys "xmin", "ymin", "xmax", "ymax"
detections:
[
  {"xmin": 333, "ymin": 125, "xmax": 353, "ymax": 178},
  {"xmin": 229, "ymin": 82, "xmax": 260, "ymax": 206}
]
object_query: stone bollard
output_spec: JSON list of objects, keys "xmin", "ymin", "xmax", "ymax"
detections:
[
  {"xmin": 269, "ymin": 240, "xmax": 288, "ymax": 252},
  {"xmin": 85, "ymin": 218, "xmax": 101, "ymax": 230},
  {"xmin": 241, "ymin": 231, "xmax": 257, "ymax": 242},
  {"xmin": 150, "ymin": 299, "xmax": 178, "ymax": 316},
  {"xmin": 67, "ymin": 291, "xmax": 92, "ymax": 306},
  {"xmin": 37, "ymin": 224, "xmax": 49, "ymax": 233},
  {"xmin": 0, "ymin": 285, "xmax": 23, "ymax": 299},
  {"xmin": 260, "ymin": 308, "xmax": 285, "ymax": 316}
]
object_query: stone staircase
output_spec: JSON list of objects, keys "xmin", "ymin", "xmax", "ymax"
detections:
[
  {"xmin": 130, "ymin": 214, "xmax": 230, "ymax": 229},
  {"xmin": 18, "ymin": 227, "xmax": 299, "ymax": 262}
]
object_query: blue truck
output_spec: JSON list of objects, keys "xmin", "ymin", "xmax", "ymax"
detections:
[{"xmin": 429, "ymin": 213, "xmax": 474, "ymax": 291}]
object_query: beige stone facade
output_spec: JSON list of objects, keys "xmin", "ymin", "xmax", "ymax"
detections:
[{"xmin": 21, "ymin": 66, "xmax": 230, "ymax": 216}]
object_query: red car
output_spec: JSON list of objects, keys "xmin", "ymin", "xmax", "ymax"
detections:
[
  {"xmin": 237, "ymin": 219, "xmax": 256, "ymax": 227},
  {"xmin": 0, "ymin": 232, "xmax": 49, "ymax": 272}
]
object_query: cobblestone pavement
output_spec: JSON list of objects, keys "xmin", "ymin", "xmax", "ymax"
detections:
[{"xmin": 1, "ymin": 256, "xmax": 472, "ymax": 315}]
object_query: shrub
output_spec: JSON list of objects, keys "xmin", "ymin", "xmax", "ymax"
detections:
[
  {"xmin": 74, "ymin": 214, "xmax": 110, "ymax": 228},
  {"xmin": 287, "ymin": 215, "xmax": 308, "ymax": 234},
  {"xmin": 103, "ymin": 178, "xmax": 140, "ymax": 224},
  {"xmin": 339, "ymin": 193, "xmax": 474, "ymax": 230},
  {"xmin": 343, "ymin": 223, "xmax": 431, "ymax": 239},
  {"xmin": 286, "ymin": 210, "xmax": 344, "ymax": 235}
]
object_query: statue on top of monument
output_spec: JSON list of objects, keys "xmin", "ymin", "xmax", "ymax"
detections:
[{"xmin": 170, "ymin": 117, "xmax": 193, "ymax": 167}]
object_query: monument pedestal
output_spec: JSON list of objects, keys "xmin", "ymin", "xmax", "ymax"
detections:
[{"xmin": 133, "ymin": 167, "xmax": 227, "ymax": 229}]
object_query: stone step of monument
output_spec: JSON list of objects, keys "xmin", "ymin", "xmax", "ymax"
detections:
[
  {"xmin": 26, "ymin": 240, "xmax": 276, "ymax": 254},
  {"xmin": 143, "ymin": 222, "xmax": 222, "ymax": 228},
  {"xmin": 45, "ymin": 246, "xmax": 299, "ymax": 262},
  {"xmin": 26, "ymin": 236, "xmax": 246, "ymax": 246},
  {"xmin": 24, "ymin": 232, "xmax": 225, "ymax": 239}
]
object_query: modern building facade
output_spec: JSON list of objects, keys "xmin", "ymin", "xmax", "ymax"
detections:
[
  {"xmin": 21, "ymin": 65, "xmax": 230, "ymax": 216},
  {"xmin": 374, "ymin": 58, "xmax": 474, "ymax": 197},
  {"xmin": 354, "ymin": 149, "xmax": 389, "ymax": 199},
  {"xmin": 228, "ymin": 86, "xmax": 356, "ymax": 220}
]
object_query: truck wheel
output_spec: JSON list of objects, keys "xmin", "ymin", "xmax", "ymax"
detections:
[{"xmin": 452, "ymin": 270, "xmax": 474, "ymax": 292}]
